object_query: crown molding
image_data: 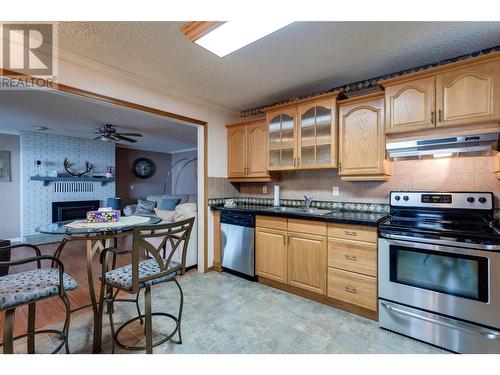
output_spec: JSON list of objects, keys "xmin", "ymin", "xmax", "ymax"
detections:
[{"xmin": 57, "ymin": 48, "xmax": 240, "ymax": 117}]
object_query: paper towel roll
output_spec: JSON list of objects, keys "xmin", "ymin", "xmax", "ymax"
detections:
[{"xmin": 273, "ymin": 185, "xmax": 280, "ymax": 206}]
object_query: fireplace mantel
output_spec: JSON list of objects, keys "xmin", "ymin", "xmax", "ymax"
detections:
[{"xmin": 30, "ymin": 176, "xmax": 115, "ymax": 186}]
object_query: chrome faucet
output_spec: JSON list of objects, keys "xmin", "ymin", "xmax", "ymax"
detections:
[{"xmin": 304, "ymin": 195, "xmax": 313, "ymax": 208}]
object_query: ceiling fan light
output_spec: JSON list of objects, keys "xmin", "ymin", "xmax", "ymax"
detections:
[{"xmin": 100, "ymin": 135, "xmax": 113, "ymax": 142}]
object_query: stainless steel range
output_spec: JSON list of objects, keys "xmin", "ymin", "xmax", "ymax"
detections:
[{"xmin": 378, "ymin": 191, "xmax": 500, "ymax": 354}]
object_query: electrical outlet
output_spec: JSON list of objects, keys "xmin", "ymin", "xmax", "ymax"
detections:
[
  {"xmin": 263, "ymin": 185, "xmax": 268, "ymax": 194},
  {"xmin": 130, "ymin": 184, "xmax": 134, "ymax": 190},
  {"xmin": 332, "ymin": 186, "xmax": 339, "ymax": 196}
]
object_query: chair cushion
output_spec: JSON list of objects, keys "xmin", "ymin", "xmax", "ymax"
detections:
[
  {"xmin": 135, "ymin": 199, "xmax": 157, "ymax": 215},
  {"xmin": 0, "ymin": 269, "xmax": 78, "ymax": 310},
  {"xmin": 103, "ymin": 258, "xmax": 182, "ymax": 291}
]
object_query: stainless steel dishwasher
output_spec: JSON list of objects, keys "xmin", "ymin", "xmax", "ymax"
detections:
[{"xmin": 220, "ymin": 211, "xmax": 255, "ymax": 278}]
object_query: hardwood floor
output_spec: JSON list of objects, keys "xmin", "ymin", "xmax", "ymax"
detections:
[{"xmin": 0, "ymin": 235, "xmax": 136, "ymax": 336}]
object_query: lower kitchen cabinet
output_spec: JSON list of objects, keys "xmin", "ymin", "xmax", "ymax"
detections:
[
  {"xmin": 255, "ymin": 227, "xmax": 288, "ymax": 283},
  {"xmin": 328, "ymin": 238, "xmax": 377, "ymax": 277},
  {"xmin": 288, "ymin": 232, "xmax": 327, "ymax": 295},
  {"xmin": 327, "ymin": 223, "xmax": 378, "ymax": 312},
  {"xmin": 327, "ymin": 268, "xmax": 377, "ymax": 311},
  {"xmin": 254, "ymin": 215, "xmax": 379, "ymax": 319}
]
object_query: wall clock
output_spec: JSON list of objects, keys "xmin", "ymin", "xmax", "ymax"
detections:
[{"xmin": 132, "ymin": 158, "xmax": 155, "ymax": 179}]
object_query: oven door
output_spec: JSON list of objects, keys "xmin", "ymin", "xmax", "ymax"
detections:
[{"xmin": 378, "ymin": 237, "xmax": 500, "ymax": 329}]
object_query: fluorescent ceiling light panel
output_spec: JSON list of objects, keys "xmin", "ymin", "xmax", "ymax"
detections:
[{"xmin": 195, "ymin": 21, "xmax": 293, "ymax": 57}]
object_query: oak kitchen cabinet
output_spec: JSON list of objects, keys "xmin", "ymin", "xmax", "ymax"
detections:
[
  {"xmin": 256, "ymin": 216, "xmax": 327, "ymax": 295},
  {"xmin": 255, "ymin": 216, "xmax": 288, "ymax": 283},
  {"xmin": 327, "ymin": 224, "xmax": 378, "ymax": 311},
  {"xmin": 266, "ymin": 92, "xmax": 339, "ymax": 171},
  {"xmin": 287, "ymin": 220, "xmax": 327, "ymax": 295},
  {"xmin": 226, "ymin": 120, "xmax": 280, "ymax": 182},
  {"xmin": 381, "ymin": 55, "xmax": 500, "ymax": 134},
  {"xmin": 338, "ymin": 92, "xmax": 392, "ymax": 181},
  {"xmin": 255, "ymin": 227, "xmax": 288, "ymax": 283}
]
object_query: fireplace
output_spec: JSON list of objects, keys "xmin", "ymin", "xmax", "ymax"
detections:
[{"xmin": 52, "ymin": 200, "xmax": 100, "ymax": 222}]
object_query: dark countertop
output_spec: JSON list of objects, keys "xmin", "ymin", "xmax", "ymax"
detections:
[{"xmin": 210, "ymin": 205, "xmax": 388, "ymax": 227}]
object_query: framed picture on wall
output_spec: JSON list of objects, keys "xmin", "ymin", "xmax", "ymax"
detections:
[{"xmin": 0, "ymin": 151, "xmax": 11, "ymax": 182}]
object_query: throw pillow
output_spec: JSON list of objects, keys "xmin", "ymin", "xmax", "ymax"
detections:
[
  {"xmin": 154, "ymin": 208, "xmax": 176, "ymax": 223},
  {"xmin": 135, "ymin": 199, "xmax": 156, "ymax": 215},
  {"xmin": 158, "ymin": 198, "xmax": 180, "ymax": 210}
]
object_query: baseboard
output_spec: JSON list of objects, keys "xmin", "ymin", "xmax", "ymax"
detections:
[
  {"xmin": 185, "ymin": 264, "xmax": 198, "ymax": 272},
  {"xmin": 259, "ymin": 277, "xmax": 378, "ymax": 321}
]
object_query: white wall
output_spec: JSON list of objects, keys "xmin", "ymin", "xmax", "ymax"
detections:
[{"xmin": 171, "ymin": 149, "xmax": 197, "ymax": 195}]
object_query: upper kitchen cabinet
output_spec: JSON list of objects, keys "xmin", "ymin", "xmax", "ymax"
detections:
[
  {"xmin": 227, "ymin": 124, "xmax": 247, "ymax": 178},
  {"xmin": 436, "ymin": 60, "xmax": 500, "ymax": 128},
  {"xmin": 381, "ymin": 54, "xmax": 500, "ymax": 135},
  {"xmin": 297, "ymin": 98, "xmax": 337, "ymax": 169},
  {"xmin": 265, "ymin": 92, "xmax": 339, "ymax": 171},
  {"xmin": 338, "ymin": 92, "xmax": 392, "ymax": 181},
  {"xmin": 383, "ymin": 76, "xmax": 435, "ymax": 134},
  {"xmin": 226, "ymin": 120, "xmax": 280, "ymax": 182},
  {"xmin": 266, "ymin": 107, "xmax": 298, "ymax": 170}
]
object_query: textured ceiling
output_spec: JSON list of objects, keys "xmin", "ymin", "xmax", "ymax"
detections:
[
  {"xmin": 58, "ymin": 22, "xmax": 500, "ymax": 111},
  {"xmin": 0, "ymin": 89, "xmax": 197, "ymax": 153}
]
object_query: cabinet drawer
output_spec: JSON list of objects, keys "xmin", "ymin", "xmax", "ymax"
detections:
[
  {"xmin": 288, "ymin": 219, "xmax": 327, "ymax": 236},
  {"xmin": 328, "ymin": 268, "xmax": 377, "ymax": 311},
  {"xmin": 328, "ymin": 238, "xmax": 377, "ymax": 277},
  {"xmin": 256, "ymin": 215, "xmax": 287, "ymax": 230},
  {"xmin": 328, "ymin": 223, "xmax": 377, "ymax": 243}
]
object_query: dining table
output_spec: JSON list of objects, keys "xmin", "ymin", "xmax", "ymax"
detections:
[{"xmin": 36, "ymin": 214, "xmax": 162, "ymax": 353}]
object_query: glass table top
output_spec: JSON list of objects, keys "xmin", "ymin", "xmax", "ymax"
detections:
[{"xmin": 36, "ymin": 215, "xmax": 162, "ymax": 236}]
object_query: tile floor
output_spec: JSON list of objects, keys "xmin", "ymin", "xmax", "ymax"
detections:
[{"xmin": 14, "ymin": 271, "xmax": 450, "ymax": 354}]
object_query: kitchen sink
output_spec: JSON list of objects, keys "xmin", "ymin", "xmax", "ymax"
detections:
[{"xmin": 266, "ymin": 206, "xmax": 333, "ymax": 216}]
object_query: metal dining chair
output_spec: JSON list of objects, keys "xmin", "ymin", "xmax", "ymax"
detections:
[
  {"xmin": 0, "ymin": 244, "xmax": 78, "ymax": 354},
  {"xmin": 97, "ymin": 217, "xmax": 194, "ymax": 354}
]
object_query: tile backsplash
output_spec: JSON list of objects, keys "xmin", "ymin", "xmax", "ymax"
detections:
[
  {"xmin": 208, "ymin": 177, "xmax": 240, "ymax": 198},
  {"xmin": 208, "ymin": 156, "xmax": 500, "ymax": 206}
]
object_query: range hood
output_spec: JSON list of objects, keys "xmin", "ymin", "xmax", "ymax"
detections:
[{"xmin": 386, "ymin": 132, "xmax": 499, "ymax": 159}]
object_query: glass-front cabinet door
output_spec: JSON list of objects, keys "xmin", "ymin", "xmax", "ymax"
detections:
[
  {"xmin": 267, "ymin": 108, "xmax": 297, "ymax": 170},
  {"xmin": 297, "ymin": 99, "xmax": 337, "ymax": 168}
]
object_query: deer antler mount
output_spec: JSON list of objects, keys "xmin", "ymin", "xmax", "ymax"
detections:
[{"xmin": 63, "ymin": 158, "xmax": 93, "ymax": 177}]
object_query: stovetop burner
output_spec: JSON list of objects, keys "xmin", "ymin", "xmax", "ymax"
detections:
[{"xmin": 379, "ymin": 191, "xmax": 500, "ymax": 248}]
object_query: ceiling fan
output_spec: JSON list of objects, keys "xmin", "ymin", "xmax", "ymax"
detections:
[{"xmin": 93, "ymin": 124, "xmax": 143, "ymax": 143}]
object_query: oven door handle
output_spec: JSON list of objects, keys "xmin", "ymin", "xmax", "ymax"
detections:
[{"xmin": 381, "ymin": 302, "xmax": 500, "ymax": 340}]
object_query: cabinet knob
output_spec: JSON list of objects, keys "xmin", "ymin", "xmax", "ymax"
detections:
[
  {"xmin": 344, "ymin": 230, "xmax": 357, "ymax": 236},
  {"xmin": 438, "ymin": 109, "xmax": 443, "ymax": 122},
  {"xmin": 345, "ymin": 255, "xmax": 357, "ymax": 261},
  {"xmin": 431, "ymin": 111, "xmax": 435, "ymax": 124}
]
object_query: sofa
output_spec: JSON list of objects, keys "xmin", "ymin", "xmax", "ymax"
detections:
[
  {"xmin": 123, "ymin": 194, "xmax": 197, "ymax": 216},
  {"xmin": 123, "ymin": 194, "xmax": 198, "ymax": 268}
]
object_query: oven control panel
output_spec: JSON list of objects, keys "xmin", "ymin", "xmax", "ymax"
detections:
[
  {"xmin": 421, "ymin": 194, "xmax": 452, "ymax": 204},
  {"xmin": 390, "ymin": 192, "xmax": 493, "ymax": 210}
]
